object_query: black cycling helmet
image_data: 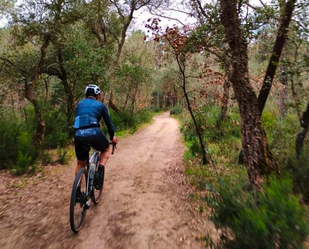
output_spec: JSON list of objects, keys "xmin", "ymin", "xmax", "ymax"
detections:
[{"xmin": 85, "ymin": 84, "xmax": 101, "ymax": 95}]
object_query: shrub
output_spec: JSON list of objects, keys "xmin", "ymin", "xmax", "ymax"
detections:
[
  {"xmin": 212, "ymin": 177, "xmax": 309, "ymax": 249},
  {"xmin": 0, "ymin": 116, "xmax": 20, "ymax": 169},
  {"xmin": 287, "ymin": 147, "xmax": 309, "ymax": 202},
  {"xmin": 0, "ymin": 107, "xmax": 38, "ymax": 172},
  {"xmin": 44, "ymin": 110, "xmax": 70, "ymax": 149},
  {"xmin": 262, "ymin": 112, "xmax": 299, "ymax": 166},
  {"xmin": 170, "ymin": 105, "xmax": 182, "ymax": 115},
  {"xmin": 57, "ymin": 146, "xmax": 68, "ymax": 165},
  {"xmin": 109, "ymin": 109, "xmax": 135, "ymax": 131},
  {"xmin": 14, "ymin": 131, "xmax": 38, "ymax": 175},
  {"xmin": 135, "ymin": 108, "xmax": 152, "ymax": 124},
  {"xmin": 152, "ymin": 106, "xmax": 161, "ymax": 113},
  {"xmin": 41, "ymin": 152, "xmax": 53, "ymax": 165},
  {"xmin": 109, "ymin": 108, "xmax": 152, "ymax": 133}
]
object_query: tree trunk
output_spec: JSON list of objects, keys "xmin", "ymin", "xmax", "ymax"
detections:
[
  {"xmin": 107, "ymin": 3, "xmax": 135, "ymax": 113},
  {"xmin": 123, "ymin": 92, "xmax": 129, "ymax": 110},
  {"xmin": 25, "ymin": 35, "xmax": 51, "ymax": 146},
  {"xmin": 57, "ymin": 48, "xmax": 75, "ymax": 124},
  {"xmin": 257, "ymin": 0, "xmax": 296, "ymax": 114},
  {"xmin": 176, "ymin": 54, "xmax": 208, "ymax": 165},
  {"xmin": 279, "ymin": 66, "xmax": 288, "ymax": 118},
  {"xmin": 25, "ymin": 79, "xmax": 46, "ymax": 146},
  {"xmin": 220, "ymin": 0, "xmax": 278, "ymax": 189},
  {"xmin": 296, "ymin": 101, "xmax": 309, "ymax": 158},
  {"xmin": 220, "ymin": 78, "xmax": 231, "ymax": 122}
]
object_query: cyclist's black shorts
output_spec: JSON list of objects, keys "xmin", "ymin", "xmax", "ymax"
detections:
[{"xmin": 74, "ymin": 127, "xmax": 109, "ymax": 161}]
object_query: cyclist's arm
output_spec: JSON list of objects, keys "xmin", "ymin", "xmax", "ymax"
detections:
[{"xmin": 101, "ymin": 105, "xmax": 115, "ymax": 140}]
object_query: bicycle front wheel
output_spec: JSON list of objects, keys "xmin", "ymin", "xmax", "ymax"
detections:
[{"xmin": 70, "ymin": 168, "xmax": 87, "ymax": 233}]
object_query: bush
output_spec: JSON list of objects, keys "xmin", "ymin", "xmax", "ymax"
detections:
[
  {"xmin": 135, "ymin": 108, "xmax": 152, "ymax": 124},
  {"xmin": 57, "ymin": 146, "xmax": 68, "ymax": 165},
  {"xmin": 41, "ymin": 152, "xmax": 53, "ymax": 165},
  {"xmin": 212, "ymin": 177, "xmax": 309, "ymax": 249},
  {"xmin": 170, "ymin": 105, "xmax": 182, "ymax": 115},
  {"xmin": 262, "ymin": 112, "xmax": 299, "ymax": 166},
  {"xmin": 44, "ymin": 110, "xmax": 70, "ymax": 149},
  {"xmin": 0, "ymin": 107, "xmax": 38, "ymax": 173},
  {"xmin": 287, "ymin": 147, "xmax": 309, "ymax": 202},
  {"xmin": 109, "ymin": 108, "xmax": 152, "ymax": 133},
  {"xmin": 152, "ymin": 106, "xmax": 161, "ymax": 113},
  {"xmin": 0, "ymin": 116, "xmax": 20, "ymax": 169},
  {"xmin": 14, "ymin": 131, "xmax": 39, "ymax": 175}
]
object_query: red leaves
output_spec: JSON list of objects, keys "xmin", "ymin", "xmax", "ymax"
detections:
[
  {"xmin": 163, "ymin": 27, "xmax": 189, "ymax": 52},
  {"xmin": 145, "ymin": 18, "xmax": 190, "ymax": 53}
]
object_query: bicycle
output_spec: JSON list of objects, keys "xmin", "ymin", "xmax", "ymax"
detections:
[{"xmin": 70, "ymin": 143, "xmax": 116, "ymax": 233}]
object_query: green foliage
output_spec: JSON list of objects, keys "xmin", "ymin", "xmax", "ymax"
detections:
[
  {"xmin": 56, "ymin": 146, "xmax": 68, "ymax": 165},
  {"xmin": 170, "ymin": 105, "xmax": 182, "ymax": 115},
  {"xmin": 262, "ymin": 111, "xmax": 299, "ymax": 166},
  {"xmin": 152, "ymin": 106, "xmax": 161, "ymax": 113},
  {"xmin": 287, "ymin": 147, "xmax": 309, "ymax": 202},
  {"xmin": 180, "ymin": 105, "xmax": 309, "ymax": 248},
  {"xmin": 43, "ymin": 109, "xmax": 70, "ymax": 149},
  {"xmin": 15, "ymin": 131, "xmax": 38, "ymax": 175},
  {"xmin": 109, "ymin": 108, "xmax": 152, "ymax": 134},
  {"xmin": 0, "ymin": 112, "xmax": 20, "ymax": 169},
  {"xmin": 0, "ymin": 107, "xmax": 38, "ymax": 173},
  {"xmin": 212, "ymin": 177, "xmax": 309, "ymax": 249},
  {"xmin": 180, "ymin": 104, "xmax": 241, "ymax": 162},
  {"xmin": 41, "ymin": 152, "xmax": 53, "ymax": 165}
]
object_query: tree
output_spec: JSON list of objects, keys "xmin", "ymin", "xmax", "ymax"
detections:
[
  {"xmin": 89, "ymin": 0, "xmax": 153, "ymax": 112},
  {"xmin": 220, "ymin": 0, "xmax": 278, "ymax": 189},
  {"xmin": 257, "ymin": 0, "xmax": 297, "ymax": 114},
  {"xmin": 115, "ymin": 31, "xmax": 154, "ymax": 113}
]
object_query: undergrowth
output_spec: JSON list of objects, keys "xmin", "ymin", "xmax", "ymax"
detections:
[{"xmin": 177, "ymin": 104, "xmax": 309, "ymax": 248}]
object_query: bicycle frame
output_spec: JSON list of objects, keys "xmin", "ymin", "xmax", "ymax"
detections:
[{"xmin": 85, "ymin": 150, "xmax": 99, "ymax": 200}]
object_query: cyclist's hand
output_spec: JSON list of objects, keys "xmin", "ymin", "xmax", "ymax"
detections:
[{"xmin": 111, "ymin": 136, "xmax": 118, "ymax": 144}]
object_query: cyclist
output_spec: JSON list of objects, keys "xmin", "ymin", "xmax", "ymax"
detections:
[{"xmin": 74, "ymin": 84, "xmax": 118, "ymax": 190}]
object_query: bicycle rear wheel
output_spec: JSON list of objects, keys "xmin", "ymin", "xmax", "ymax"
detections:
[
  {"xmin": 70, "ymin": 168, "xmax": 87, "ymax": 233},
  {"xmin": 92, "ymin": 158, "xmax": 103, "ymax": 204}
]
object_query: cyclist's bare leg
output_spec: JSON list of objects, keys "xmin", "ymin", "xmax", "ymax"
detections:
[
  {"xmin": 99, "ymin": 147, "xmax": 110, "ymax": 166},
  {"xmin": 75, "ymin": 160, "xmax": 87, "ymax": 175}
]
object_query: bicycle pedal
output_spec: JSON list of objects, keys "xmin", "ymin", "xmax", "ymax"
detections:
[{"xmin": 85, "ymin": 201, "xmax": 91, "ymax": 209}]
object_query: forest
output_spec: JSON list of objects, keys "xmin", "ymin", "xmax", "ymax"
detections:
[{"xmin": 1, "ymin": 0, "xmax": 309, "ymax": 248}]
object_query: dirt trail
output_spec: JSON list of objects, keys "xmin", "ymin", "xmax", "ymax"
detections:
[{"xmin": 0, "ymin": 112, "xmax": 211, "ymax": 249}]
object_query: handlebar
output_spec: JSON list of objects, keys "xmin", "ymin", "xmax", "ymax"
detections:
[{"xmin": 110, "ymin": 142, "xmax": 117, "ymax": 155}]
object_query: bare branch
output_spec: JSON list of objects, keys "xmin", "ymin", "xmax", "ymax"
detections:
[
  {"xmin": 0, "ymin": 57, "xmax": 26, "ymax": 73},
  {"xmin": 258, "ymin": 0, "xmax": 267, "ymax": 8},
  {"xmin": 147, "ymin": 9, "xmax": 186, "ymax": 26}
]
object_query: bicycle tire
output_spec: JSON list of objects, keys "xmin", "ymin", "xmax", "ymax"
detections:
[
  {"xmin": 92, "ymin": 154, "xmax": 103, "ymax": 204},
  {"xmin": 70, "ymin": 168, "xmax": 88, "ymax": 233}
]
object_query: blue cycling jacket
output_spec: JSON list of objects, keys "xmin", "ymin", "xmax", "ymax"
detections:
[{"xmin": 74, "ymin": 97, "xmax": 115, "ymax": 140}]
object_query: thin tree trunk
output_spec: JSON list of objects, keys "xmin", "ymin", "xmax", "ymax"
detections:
[
  {"xmin": 123, "ymin": 92, "xmax": 129, "ymax": 109},
  {"xmin": 279, "ymin": 82, "xmax": 288, "ymax": 118},
  {"xmin": 57, "ymin": 48, "xmax": 75, "ymax": 124},
  {"xmin": 220, "ymin": 78, "xmax": 231, "ymax": 122},
  {"xmin": 10, "ymin": 91, "xmax": 16, "ymax": 118},
  {"xmin": 44, "ymin": 77, "xmax": 49, "ymax": 102},
  {"xmin": 291, "ymin": 77, "xmax": 302, "ymax": 120},
  {"xmin": 220, "ymin": 0, "xmax": 278, "ymax": 190},
  {"xmin": 25, "ymin": 35, "xmax": 51, "ymax": 146},
  {"xmin": 296, "ymin": 102, "xmax": 309, "ymax": 158},
  {"xmin": 257, "ymin": 0, "xmax": 296, "ymax": 114},
  {"xmin": 176, "ymin": 54, "xmax": 208, "ymax": 165},
  {"xmin": 130, "ymin": 92, "xmax": 136, "ymax": 114},
  {"xmin": 108, "ymin": 3, "xmax": 135, "ymax": 113}
]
